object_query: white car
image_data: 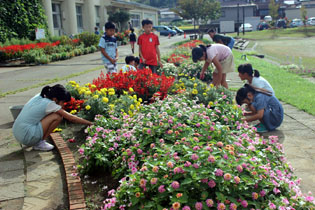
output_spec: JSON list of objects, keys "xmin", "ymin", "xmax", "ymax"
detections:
[
  {"xmin": 307, "ymin": 17, "xmax": 315, "ymax": 26},
  {"xmin": 239, "ymin": 23, "xmax": 253, "ymax": 32}
]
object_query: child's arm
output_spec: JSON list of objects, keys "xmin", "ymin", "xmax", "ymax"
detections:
[
  {"xmin": 115, "ymin": 48, "xmax": 118, "ymax": 62},
  {"xmin": 100, "ymin": 47, "xmax": 116, "ymax": 64},
  {"xmin": 244, "ymin": 109, "xmax": 264, "ymax": 122},
  {"xmin": 200, "ymin": 61, "xmax": 210, "ymax": 80},
  {"xmin": 156, "ymin": 45, "xmax": 163, "ymax": 68},
  {"xmin": 212, "ymin": 56, "xmax": 223, "ymax": 87},
  {"xmin": 139, "ymin": 45, "xmax": 146, "ymax": 64},
  {"xmin": 56, "ymin": 109, "xmax": 93, "ymax": 126}
]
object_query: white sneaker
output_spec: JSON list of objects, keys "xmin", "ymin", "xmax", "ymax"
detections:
[{"xmin": 33, "ymin": 140, "xmax": 54, "ymax": 151}]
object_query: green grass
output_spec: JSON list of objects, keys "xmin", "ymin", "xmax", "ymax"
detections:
[
  {"xmin": 178, "ymin": 25, "xmax": 199, "ymax": 30},
  {"xmin": 0, "ymin": 65, "xmax": 103, "ymax": 98},
  {"xmin": 230, "ymin": 26, "xmax": 315, "ymax": 40},
  {"xmin": 233, "ymin": 50, "xmax": 315, "ymax": 115}
]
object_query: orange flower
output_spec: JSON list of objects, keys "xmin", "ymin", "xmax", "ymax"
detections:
[
  {"xmin": 135, "ymin": 192, "xmax": 140, "ymax": 197},
  {"xmin": 172, "ymin": 202, "xmax": 181, "ymax": 210},
  {"xmin": 176, "ymin": 193, "xmax": 183, "ymax": 198}
]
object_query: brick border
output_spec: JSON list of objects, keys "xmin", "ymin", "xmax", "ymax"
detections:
[{"xmin": 50, "ymin": 133, "xmax": 86, "ymax": 210}]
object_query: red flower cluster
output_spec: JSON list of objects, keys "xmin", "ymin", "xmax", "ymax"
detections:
[
  {"xmin": 167, "ymin": 53, "xmax": 189, "ymax": 65},
  {"xmin": 92, "ymin": 69, "xmax": 175, "ymax": 101},
  {"xmin": 63, "ymin": 97, "xmax": 85, "ymax": 112},
  {"xmin": 0, "ymin": 41, "xmax": 61, "ymax": 55},
  {"xmin": 178, "ymin": 40, "xmax": 204, "ymax": 49}
]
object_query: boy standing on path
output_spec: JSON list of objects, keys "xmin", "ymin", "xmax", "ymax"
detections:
[
  {"xmin": 98, "ymin": 22, "xmax": 118, "ymax": 74},
  {"xmin": 208, "ymin": 28, "xmax": 235, "ymax": 50},
  {"xmin": 137, "ymin": 19, "xmax": 163, "ymax": 74}
]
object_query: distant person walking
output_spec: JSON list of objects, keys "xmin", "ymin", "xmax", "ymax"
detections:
[
  {"xmin": 94, "ymin": 27, "xmax": 100, "ymax": 35},
  {"xmin": 192, "ymin": 44, "xmax": 235, "ymax": 88},
  {"xmin": 129, "ymin": 28, "xmax": 137, "ymax": 54},
  {"xmin": 208, "ymin": 28, "xmax": 235, "ymax": 50},
  {"xmin": 12, "ymin": 84, "xmax": 93, "ymax": 151},
  {"xmin": 98, "ymin": 22, "xmax": 118, "ymax": 74},
  {"xmin": 137, "ymin": 19, "xmax": 163, "ymax": 74}
]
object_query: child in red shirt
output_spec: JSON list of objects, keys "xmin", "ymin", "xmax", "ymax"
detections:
[{"xmin": 137, "ymin": 19, "xmax": 163, "ymax": 74}]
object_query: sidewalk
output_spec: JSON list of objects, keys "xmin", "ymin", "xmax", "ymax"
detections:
[{"xmin": 1, "ymin": 37, "xmax": 315, "ymax": 209}]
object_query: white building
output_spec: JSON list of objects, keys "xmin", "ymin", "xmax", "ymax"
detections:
[{"xmin": 41, "ymin": 0, "xmax": 159, "ymax": 36}]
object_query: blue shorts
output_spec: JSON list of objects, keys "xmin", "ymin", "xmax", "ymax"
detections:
[
  {"xmin": 228, "ymin": 38, "xmax": 235, "ymax": 50},
  {"xmin": 13, "ymin": 123, "xmax": 43, "ymax": 146}
]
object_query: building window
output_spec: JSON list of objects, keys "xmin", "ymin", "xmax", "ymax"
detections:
[
  {"xmin": 130, "ymin": 14, "xmax": 140, "ymax": 28},
  {"xmin": 95, "ymin": 6, "xmax": 100, "ymax": 27},
  {"xmin": 52, "ymin": 3, "xmax": 62, "ymax": 29},
  {"xmin": 76, "ymin": 5, "xmax": 83, "ymax": 30}
]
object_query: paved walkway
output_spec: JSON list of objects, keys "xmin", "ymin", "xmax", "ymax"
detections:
[{"xmin": 0, "ymin": 36, "xmax": 315, "ymax": 209}]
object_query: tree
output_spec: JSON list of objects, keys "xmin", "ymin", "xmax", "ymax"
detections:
[
  {"xmin": 108, "ymin": 10, "xmax": 130, "ymax": 31},
  {"xmin": 0, "ymin": 0, "xmax": 47, "ymax": 43},
  {"xmin": 173, "ymin": 0, "xmax": 221, "ymax": 37},
  {"xmin": 268, "ymin": 0, "xmax": 279, "ymax": 27}
]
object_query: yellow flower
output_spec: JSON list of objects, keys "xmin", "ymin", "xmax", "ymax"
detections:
[
  {"xmin": 208, "ymin": 101, "xmax": 214, "ymax": 106},
  {"xmin": 53, "ymin": 128, "xmax": 62, "ymax": 132},
  {"xmin": 203, "ymin": 93, "xmax": 207, "ymax": 96},
  {"xmin": 193, "ymin": 83, "xmax": 197, "ymax": 88},
  {"xmin": 129, "ymin": 87, "xmax": 134, "ymax": 92},
  {"xmin": 91, "ymin": 84, "xmax": 96, "ymax": 89},
  {"xmin": 108, "ymin": 88, "xmax": 115, "ymax": 93},
  {"xmin": 101, "ymin": 88, "xmax": 108, "ymax": 93},
  {"xmin": 93, "ymin": 95, "xmax": 99, "ymax": 99},
  {"xmin": 192, "ymin": 89, "xmax": 198, "ymax": 95},
  {"xmin": 128, "ymin": 110, "xmax": 133, "ymax": 116},
  {"xmin": 130, "ymin": 104, "xmax": 135, "ymax": 110},
  {"xmin": 108, "ymin": 91, "xmax": 115, "ymax": 96},
  {"xmin": 102, "ymin": 97, "xmax": 109, "ymax": 103},
  {"xmin": 138, "ymin": 98, "xmax": 143, "ymax": 103},
  {"xmin": 133, "ymin": 95, "xmax": 137, "ymax": 100},
  {"xmin": 134, "ymin": 100, "xmax": 137, "ymax": 104},
  {"xmin": 210, "ymin": 83, "xmax": 214, "ymax": 88},
  {"xmin": 109, "ymin": 104, "xmax": 115, "ymax": 109},
  {"xmin": 123, "ymin": 90, "xmax": 128, "ymax": 95},
  {"xmin": 70, "ymin": 110, "xmax": 77, "ymax": 114},
  {"xmin": 85, "ymin": 83, "xmax": 90, "ymax": 87},
  {"xmin": 85, "ymin": 91, "xmax": 92, "ymax": 95},
  {"xmin": 85, "ymin": 105, "xmax": 91, "ymax": 110},
  {"xmin": 233, "ymin": 104, "xmax": 238, "ymax": 109},
  {"xmin": 129, "ymin": 96, "xmax": 133, "ymax": 100}
]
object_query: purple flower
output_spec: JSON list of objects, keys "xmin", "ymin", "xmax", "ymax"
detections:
[
  {"xmin": 241, "ymin": 200, "xmax": 248, "ymax": 208},
  {"xmin": 191, "ymin": 153, "xmax": 199, "ymax": 161},
  {"xmin": 78, "ymin": 148, "xmax": 84, "ymax": 155},
  {"xmin": 158, "ymin": 185, "xmax": 165, "ymax": 193},
  {"xmin": 171, "ymin": 181, "xmax": 180, "ymax": 189},
  {"xmin": 206, "ymin": 199, "xmax": 214, "ymax": 207},
  {"xmin": 182, "ymin": 206, "xmax": 191, "ymax": 210},
  {"xmin": 215, "ymin": 169, "xmax": 224, "ymax": 176},
  {"xmin": 208, "ymin": 180, "xmax": 216, "ymax": 188},
  {"xmin": 195, "ymin": 202, "xmax": 203, "ymax": 210}
]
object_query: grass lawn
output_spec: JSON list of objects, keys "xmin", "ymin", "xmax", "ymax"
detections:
[
  {"xmin": 233, "ymin": 50, "xmax": 315, "ymax": 115},
  {"xmin": 178, "ymin": 25, "xmax": 199, "ymax": 30},
  {"xmin": 230, "ymin": 26, "xmax": 315, "ymax": 40}
]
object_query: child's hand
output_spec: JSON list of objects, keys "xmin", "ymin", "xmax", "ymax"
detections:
[
  {"xmin": 110, "ymin": 58, "xmax": 117, "ymax": 64},
  {"xmin": 158, "ymin": 61, "xmax": 163, "ymax": 68}
]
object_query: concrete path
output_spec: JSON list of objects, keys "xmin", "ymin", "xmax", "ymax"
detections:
[
  {"xmin": 0, "ymin": 35, "xmax": 314, "ymax": 209},
  {"xmin": 0, "ymin": 35, "xmax": 184, "ymax": 210}
]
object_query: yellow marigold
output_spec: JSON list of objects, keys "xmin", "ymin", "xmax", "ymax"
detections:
[
  {"xmin": 210, "ymin": 83, "xmax": 214, "ymax": 88},
  {"xmin": 129, "ymin": 87, "xmax": 134, "ymax": 92},
  {"xmin": 108, "ymin": 91, "xmax": 115, "ymax": 96},
  {"xmin": 123, "ymin": 90, "xmax": 128, "ymax": 95},
  {"xmin": 85, "ymin": 91, "xmax": 92, "ymax": 95},
  {"xmin": 108, "ymin": 88, "xmax": 115, "ymax": 93},
  {"xmin": 69, "ymin": 80, "xmax": 77, "ymax": 85},
  {"xmin": 208, "ymin": 101, "xmax": 214, "ymax": 106},
  {"xmin": 102, "ymin": 97, "xmax": 109, "ymax": 103},
  {"xmin": 101, "ymin": 88, "xmax": 108, "ymax": 92},
  {"xmin": 109, "ymin": 104, "xmax": 115, "ymax": 109},
  {"xmin": 93, "ymin": 95, "xmax": 99, "ymax": 99},
  {"xmin": 91, "ymin": 84, "xmax": 96, "ymax": 89},
  {"xmin": 133, "ymin": 95, "xmax": 137, "ymax": 99},
  {"xmin": 130, "ymin": 104, "xmax": 135, "ymax": 110},
  {"xmin": 85, "ymin": 105, "xmax": 91, "ymax": 110},
  {"xmin": 128, "ymin": 110, "xmax": 133, "ymax": 116},
  {"xmin": 85, "ymin": 83, "xmax": 90, "ymax": 87},
  {"xmin": 192, "ymin": 89, "xmax": 198, "ymax": 95},
  {"xmin": 138, "ymin": 98, "xmax": 143, "ymax": 103},
  {"xmin": 70, "ymin": 110, "xmax": 77, "ymax": 114},
  {"xmin": 203, "ymin": 93, "xmax": 207, "ymax": 96},
  {"xmin": 193, "ymin": 83, "xmax": 197, "ymax": 88}
]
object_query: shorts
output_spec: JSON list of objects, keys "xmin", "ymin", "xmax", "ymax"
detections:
[
  {"xmin": 214, "ymin": 54, "xmax": 235, "ymax": 74},
  {"xmin": 104, "ymin": 63, "xmax": 117, "ymax": 74},
  {"xmin": 138, "ymin": 63, "xmax": 158, "ymax": 74},
  {"xmin": 13, "ymin": 123, "xmax": 43, "ymax": 146}
]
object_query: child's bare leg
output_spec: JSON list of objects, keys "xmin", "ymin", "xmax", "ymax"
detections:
[
  {"xmin": 41, "ymin": 113, "xmax": 63, "ymax": 140},
  {"xmin": 221, "ymin": 73, "xmax": 228, "ymax": 89}
]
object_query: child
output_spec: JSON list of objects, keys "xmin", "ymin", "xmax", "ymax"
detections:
[
  {"xmin": 94, "ymin": 26, "xmax": 100, "ymax": 35},
  {"xmin": 192, "ymin": 44, "xmax": 234, "ymax": 88},
  {"xmin": 134, "ymin": 57, "xmax": 140, "ymax": 69},
  {"xmin": 12, "ymin": 84, "xmax": 93, "ymax": 151},
  {"xmin": 120, "ymin": 55, "xmax": 137, "ymax": 72},
  {"xmin": 137, "ymin": 19, "xmax": 163, "ymax": 74},
  {"xmin": 98, "ymin": 22, "xmax": 118, "ymax": 74},
  {"xmin": 238, "ymin": 63, "xmax": 275, "ymax": 96},
  {"xmin": 129, "ymin": 28, "xmax": 137, "ymax": 54},
  {"xmin": 208, "ymin": 28, "xmax": 235, "ymax": 50},
  {"xmin": 236, "ymin": 84, "xmax": 283, "ymax": 132}
]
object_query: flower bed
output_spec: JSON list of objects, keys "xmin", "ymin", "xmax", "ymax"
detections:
[{"xmin": 60, "ymin": 40, "xmax": 315, "ymax": 209}]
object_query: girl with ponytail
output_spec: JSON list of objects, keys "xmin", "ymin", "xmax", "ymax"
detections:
[
  {"xmin": 238, "ymin": 63, "xmax": 274, "ymax": 96},
  {"xmin": 13, "ymin": 84, "xmax": 93, "ymax": 151},
  {"xmin": 191, "ymin": 43, "xmax": 235, "ymax": 88},
  {"xmin": 236, "ymin": 84, "xmax": 283, "ymax": 133}
]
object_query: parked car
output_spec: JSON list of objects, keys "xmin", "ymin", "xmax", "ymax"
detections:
[
  {"xmin": 307, "ymin": 17, "xmax": 315, "ymax": 26},
  {"xmin": 239, "ymin": 23, "xmax": 253, "ymax": 32},
  {"xmin": 257, "ymin": 21, "xmax": 270, "ymax": 30},
  {"xmin": 290, "ymin": 19, "xmax": 304, "ymax": 27},
  {"xmin": 153, "ymin": 26, "xmax": 176, "ymax": 36},
  {"xmin": 276, "ymin": 19, "xmax": 287, "ymax": 28},
  {"xmin": 169, "ymin": 26, "xmax": 184, "ymax": 35},
  {"xmin": 264, "ymin": 15, "xmax": 272, "ymax": 22}
]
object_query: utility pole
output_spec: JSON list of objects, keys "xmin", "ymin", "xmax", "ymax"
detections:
[
  {"xmin": 237, "ymin": 3, "xmax": 239, "ymax": 36},
  {"xmin": 242, "ymin": 6, "xmax": 245, "ymax": 35}
]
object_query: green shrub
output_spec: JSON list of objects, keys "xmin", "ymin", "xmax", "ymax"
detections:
[
  {"xmin": 22, "ymin": 49, "xmax": 44, "ymax": 64},
  {"xmin": 59, "ymin": 36, "xmax": 73, "ymax": 46},
  {"xmin": 78, "ymin": 32, "xmax": 99, "ymax": 47}
]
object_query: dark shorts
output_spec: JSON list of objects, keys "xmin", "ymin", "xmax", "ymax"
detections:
[{"xmin": 138, "ymin": 63, "xmax": 159, "ymax": 74}]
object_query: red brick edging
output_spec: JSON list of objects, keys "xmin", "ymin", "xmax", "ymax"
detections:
[{"xmin": 50, "ymin": 133, "xmax": 87, "ymax": 210}]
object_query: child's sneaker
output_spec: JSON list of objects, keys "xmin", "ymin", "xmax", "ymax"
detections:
[
  {"xmin": 33, "ymin": 140, "xmax": 54, "ymax": 151},
  {"xmin": 255, "ymin": 123, "xmax": 268, "ymax": 133}
]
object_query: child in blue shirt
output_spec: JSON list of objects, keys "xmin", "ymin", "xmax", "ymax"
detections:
[
  {"xmin": 98, "ymin": 22, "xmax": 118, "ymax": 74},
  {"xmin": 13, "ymin": 84, "xmax": 93, "ymax": 151},
  {"xmin": 236, "ymin": 84, "xmax": 283, "ymax": 133}
]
